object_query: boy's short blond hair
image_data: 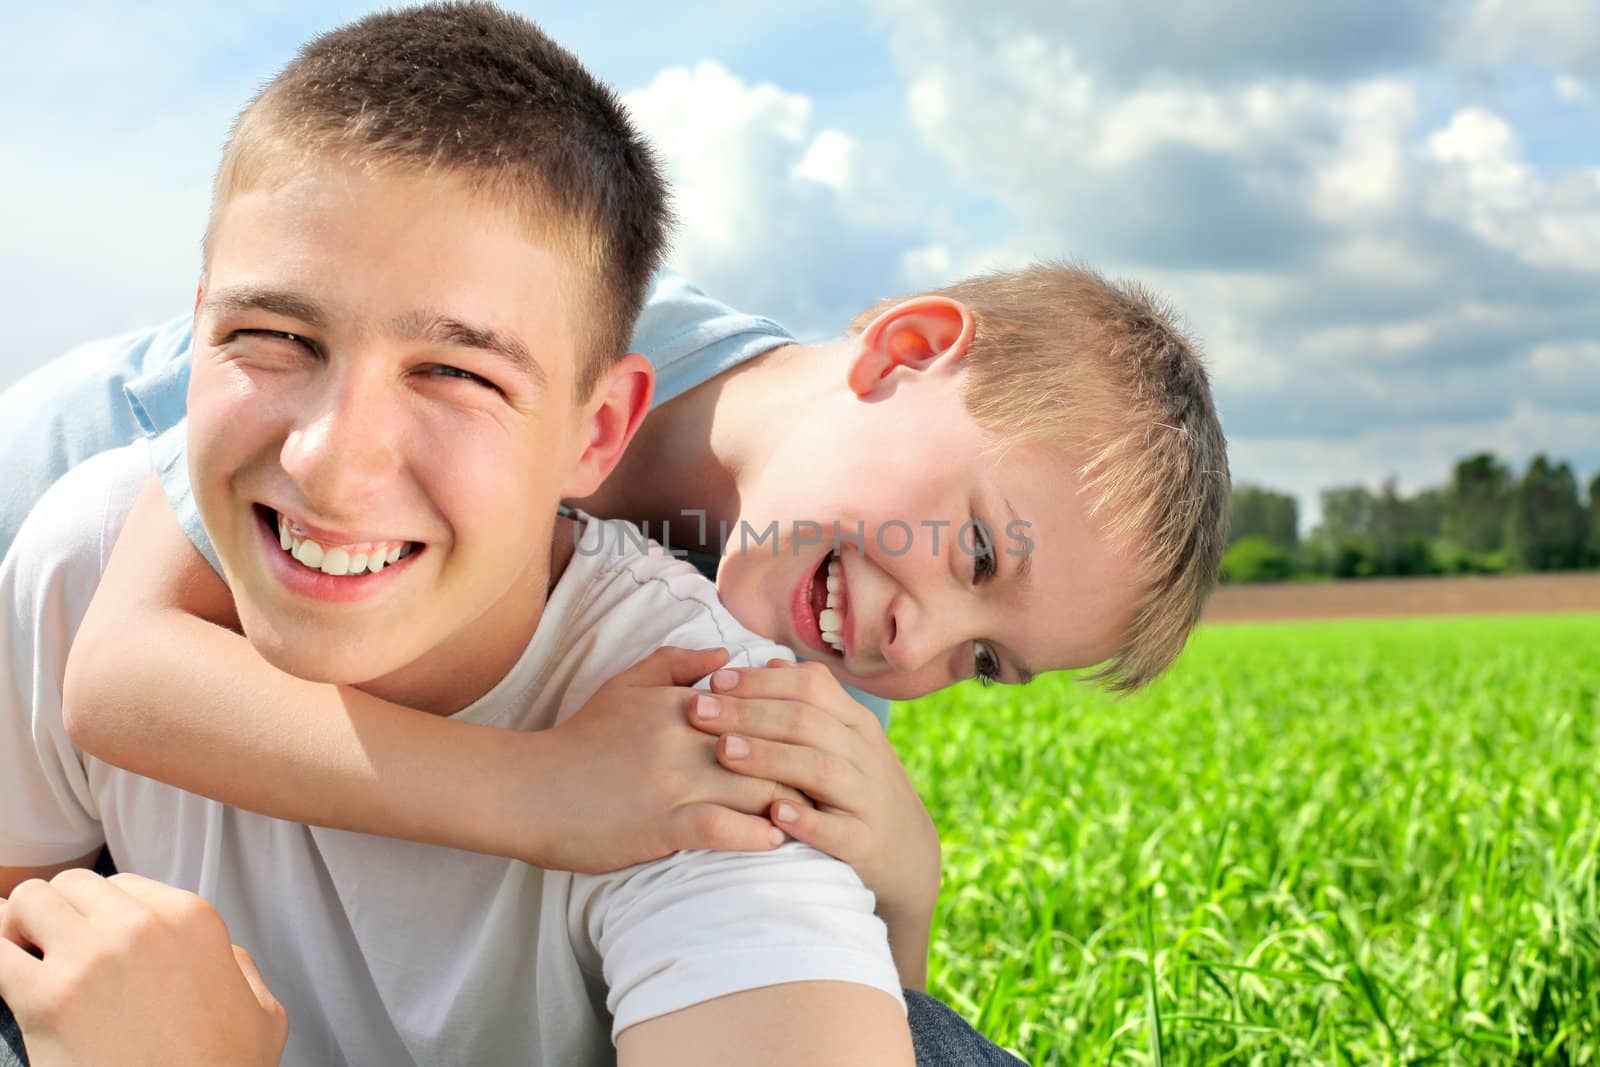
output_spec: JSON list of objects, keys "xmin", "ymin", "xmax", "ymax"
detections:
[
  {"xmin": 204, "ymin": 1, "xmax": 670, "ymax": 397},
  {"xmin": 854, "ymin": 263, "xmax": 1230, "ymax": 691}
]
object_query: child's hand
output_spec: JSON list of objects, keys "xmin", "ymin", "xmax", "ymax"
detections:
[
  {"xmin": 691, "ymin": 661, "xmax": 941, "ymax": 934},
  {"xmin": 540, "ymin": 646, "xmax": 811, "ymax": 875}
]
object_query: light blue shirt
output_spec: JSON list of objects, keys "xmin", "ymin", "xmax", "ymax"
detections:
[{"xmin": 0, "ymin": 273, "xmax": 891, "ymax": 725}]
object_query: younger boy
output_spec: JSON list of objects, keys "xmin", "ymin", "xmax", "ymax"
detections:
[{"xmin": 0, "ymin": 5, "xmax": 913, "ymax": 1063}]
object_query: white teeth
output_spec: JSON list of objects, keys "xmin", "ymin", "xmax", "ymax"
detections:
[
  {"xmin": 294, "ymin": 538, "xmax": 325, "ymax": 568},
  {"xmin": 274, "ymin": 513, "xmax": 412, "ymax": 577},
  {"xmin": 818, "ymin": 553, "xmax": 846, "ymax": 653}
]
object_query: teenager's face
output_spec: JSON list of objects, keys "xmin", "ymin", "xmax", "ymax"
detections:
[
  {"xmin": 188, "ymin": 166, "xmax": 607, "ymax": 700},
  {"xmin": 715, "ymin": 302, "xmax": 1143, "ymax": 701}
]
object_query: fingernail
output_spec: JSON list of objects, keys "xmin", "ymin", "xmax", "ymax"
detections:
[
  {"xmin": 767, "ymin": 827, "xmax": 785, "ymax": 847},
  {"xmin": 724, "ymin": 735, "xmax": 750, "ymax": 758},
  {"xmin": 774, "ymin": 802, "xmax": 797, "ymax": 824},
  {"xmin": 712, "ymin": 670, "xmax": 739, "ymax": 691},
  {"xmin": 695, "ymin": 695, "xmax": 720, "ymax": 720}
]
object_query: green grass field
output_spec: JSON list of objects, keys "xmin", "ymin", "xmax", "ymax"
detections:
[{"xmin": 892, "ymin": 614, "xmax": 1600, "ymax": 1065}]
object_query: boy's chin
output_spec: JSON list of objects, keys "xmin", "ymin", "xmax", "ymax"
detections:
[{"xmin": 240, "ymin": 620, "xmax": 398, "ymax": 688}]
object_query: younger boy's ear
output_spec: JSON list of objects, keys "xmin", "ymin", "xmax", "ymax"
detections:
[
  {"xmin": 561, "ymin": 352, "xmax": 655, "ymax": 499},
  {"xmin": 847, "ymin": 296, "xmax": 975, "ymax": 400}
]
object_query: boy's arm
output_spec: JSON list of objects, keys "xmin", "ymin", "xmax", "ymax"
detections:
[
  {"xmin": 577, "ymin": 841, "xmax": 913, "ymax": 1066},
  {"xmin": 618, "ymin": 982, "xmax": 912, "ymax": 1066},
  {"xmin": 63, "ymin": 478, "xmax": 800, "ymax": 870}
]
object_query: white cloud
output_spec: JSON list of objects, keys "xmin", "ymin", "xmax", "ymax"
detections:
[
  {"xmin": 1454, "ymin": 0, "xmax": 1600, "ymax": 73},
  {"xmin": 1555, "ymin": 74, "xmax": 1591, "ymax": 101},
  {"xmin": 1424, "ymin": 108, "xmax": 1600, "ymax": 273},
  {"xmin": 622, "ymin": 60, "xmax": 932, "ymax": 337},
  {"xmin": 898, "ymin": 244, "xmax": 956, "ymax": 290}
]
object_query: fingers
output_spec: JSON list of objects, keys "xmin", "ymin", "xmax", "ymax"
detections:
[
  {"xmin": 690, "ymin": 693, "xmax": 858, "ymax": 757},
  {"xmin": 232, "ymin": 944, "xmax": 287, "ymax": 1026},
  {"xmin": 768, "ymin": 800, "xmax": 871, "ymax": 864},
  {"xmin": 716, "ymin": 734, "xmax": 863, "ymax": 809},
  {"xmin": 701, "ymin": 761, "xmax": 813, "ymax": 819},
  {"xmin": 708, "ymin": 661, "xmax": 872, "ymax": 729},
  {"xmin": 45, "ymin": 867, "xmax": 144, "ymax": 927},
  {"xmin": 105, "ymin": 872, "xmax": 205, "ymax": 921},
  {"xmin": 106, "ymin": 873, "xmax": 230, "ymax": 948},
  {"xmin": 0, "ymin": 879, "xmax": 86, "ymax": 956},
  {"xmin": 668, "ymin": 804, "xmax": 787, "ymax": 854},
  {"xmin": 611, "ymin": 645, "xmax": 732, "ymax": 689},
  {"xmin": 0, "ymin": 936, "xmax": 41, "ymax": 1006}
]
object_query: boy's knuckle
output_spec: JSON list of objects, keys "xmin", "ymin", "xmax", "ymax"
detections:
[
  {"xmin": 814, "ymin": 752, "xmax": 843, "ymax": 787},
  {"xmin": 687, "ymin": 805, "xmax": 727, "ymax": 843},
  {"xmin": 784, "ymin": 705, "xmax": 813, "ymax": 744},
  {"xmin": 48, "ymin": 867, "xmax": 98, "ymax": 891},
  {"xmin": 168, "ymin": 888, "xmax": 219, "ymax": 927},
  {"xmin": 7, "ymin": 878, "xmax": 48, "ymax": 909}
]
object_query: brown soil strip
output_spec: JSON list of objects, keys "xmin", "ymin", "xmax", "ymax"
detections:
[{"xmin": 1202, "ymin": 573, "xmax": 1600, "ymax": 623}]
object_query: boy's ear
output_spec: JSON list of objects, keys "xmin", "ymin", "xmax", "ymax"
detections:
[
  {"xmin": 846, "ymin": 296, "xmax": 975, "ymax": 401},
  {"xmin": 561, "ymin": 352, "xmax": 655, "ymax": 499}
]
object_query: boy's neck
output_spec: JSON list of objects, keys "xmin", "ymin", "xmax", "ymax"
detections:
[
  {"xmin": 570, "ymin": 339, "xmax": 847, "ymax": 553},
  {"xmin": 351, "ymin": 516, "xmax": 578, "ymax": 717}
]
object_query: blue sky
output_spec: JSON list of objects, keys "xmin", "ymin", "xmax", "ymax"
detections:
[{"xmin": 4, "ymin": 1, "xmax": 1597, "ymax": 528}]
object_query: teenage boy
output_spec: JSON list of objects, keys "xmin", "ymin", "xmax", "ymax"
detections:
[{"xmin": 0, "ymin": 5, "xmax": 914, "ymax": 1064}]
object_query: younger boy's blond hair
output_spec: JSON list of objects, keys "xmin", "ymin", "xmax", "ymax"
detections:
[{"xmin": 854, "ymin": 263, "xmax": 1230, "ymax": 691}]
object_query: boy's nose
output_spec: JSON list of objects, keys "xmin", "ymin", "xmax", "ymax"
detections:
[
  {"xmin": 879, "ymin": 589, "xmax": 969, "ymax": 679},
  {"xmin": 280, "ymin": 380, "xmax": 401, "ymax": 510}
]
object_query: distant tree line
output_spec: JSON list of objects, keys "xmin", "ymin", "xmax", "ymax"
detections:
[{"xmin": 1222, "ymin": 453, "xmax": 1600, "ymax": 583}]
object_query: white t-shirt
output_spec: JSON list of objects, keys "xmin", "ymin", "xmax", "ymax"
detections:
[{"xmin": 0, "ymin": 441, "xmax": 903, "ymax": 1067}]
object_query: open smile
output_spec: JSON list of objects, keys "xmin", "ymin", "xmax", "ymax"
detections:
[
  {"xmin": 791, "ymin": 549, "xmax": 852, "ymax": 660},
  {"xmin": 254, "ymin": 504, "xmax": 423, "ymax": 602}
]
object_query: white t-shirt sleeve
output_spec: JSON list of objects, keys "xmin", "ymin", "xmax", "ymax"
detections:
[
  {"xmin": 579, "ymin": 842, "xmax": 905, "ymax": 1038},
  {"xmin": 0, "ymin": 446, "xmax": 147, "ymax": 866}
]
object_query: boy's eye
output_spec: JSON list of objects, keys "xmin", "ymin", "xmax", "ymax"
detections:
[
  {"xmin": 423, "ymin": 364, "xmax": 502, "ymax": 394},
  {"xmin": 974, "ymin": 641, "xmax": 1001, "ymax": 686},
  {"xmin": 970, "ymin": 518, "xmax": 996, "ymax": 584},
  {"xmin": 238, "ymin": 328, "xmax": 313, "ymax": 350}
]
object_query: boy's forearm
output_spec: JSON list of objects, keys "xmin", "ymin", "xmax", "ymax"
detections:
[
  {"xmin": 64, "ymin": 609, "xmax": 558, "ymax": 864},
  {"xmin": 880, "ymin": 903, "xmax": 933, "ymax": 992},
  {"xmin": 61, "ymin": 475, "xmax": 560, "ymax": 864}
]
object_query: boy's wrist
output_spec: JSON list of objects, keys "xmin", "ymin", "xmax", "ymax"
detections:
[{"xmin": 471, "ymin": 728, "xmax": 563, "ymax": 867}]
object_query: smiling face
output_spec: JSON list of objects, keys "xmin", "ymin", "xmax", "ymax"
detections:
[
  {"xmin": 188, "ymin": 165, "xmax": 637, "ymax": 712},
  {"xmin": 713, "ymin": 300, "xmax": 1144, "ymax": 701}
]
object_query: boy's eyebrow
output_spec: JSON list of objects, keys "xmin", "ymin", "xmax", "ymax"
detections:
[
  {"xmin": 1005, "ymin": 497, "xmax": 1034, "ymax": 591},
  {"xmin": 391, "ymin": 310, "xmax": 547, "ymax": 391},
  {"xmin": 204, "ymin": 286, "xmax": 329, "ymax": 328}
]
